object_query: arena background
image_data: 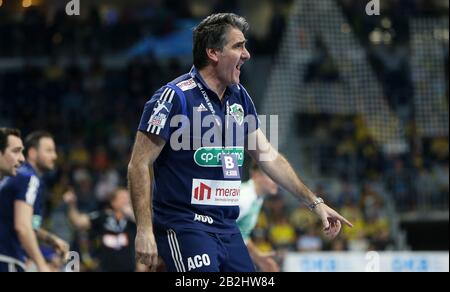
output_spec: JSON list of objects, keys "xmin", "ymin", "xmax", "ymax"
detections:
[{"xmin": 0, "ymin": 0, "xmax": 448, "ymax": 272}]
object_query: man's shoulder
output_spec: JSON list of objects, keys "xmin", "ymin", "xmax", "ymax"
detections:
[
  {"xmin": 170, "ymin": 73, "xmax": 198, "ymax": 92},
  {"xmin": 5, "ymin": 167, "xmax": 36, "ymax": 187},
  {"xmin": 229, "ymin": 84, "xmax": 253, "ymax": 103},
  {"xmin": 18, "ymin": 163, "xmax": 37, "ymax": 176},
  {"xmin": 229, "ymin": 83, "xmax": 244, "ymax": 95}
]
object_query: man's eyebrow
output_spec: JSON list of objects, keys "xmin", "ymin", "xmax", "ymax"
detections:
[{"xmin": 233, "ymin": 40, "xmax": 248, "ymax": 47}]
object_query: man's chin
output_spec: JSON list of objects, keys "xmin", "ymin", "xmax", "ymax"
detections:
[{"xmin": 44, "ymin": 165, "xmax": 55, "ymax": 172}]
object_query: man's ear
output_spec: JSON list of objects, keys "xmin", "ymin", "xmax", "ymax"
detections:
[
  {"xmin": 27, "ymin": 148, "xmax": 37, "ymax": 161},
  {"xmin": 206, "ymin": 48, "xmax": 220, "ymax": 63}
]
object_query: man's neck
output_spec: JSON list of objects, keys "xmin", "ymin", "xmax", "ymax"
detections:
[
  {"xmin": 28, "ymin": 161, "xmax": 43, "ymax": 177},
  {"xmin": 198, "ymin": 67, "xmax": 227, "ymax": 101},
  {"xmin": 114, "ymin": 210, "xmax": 124, "ymax": 220}
]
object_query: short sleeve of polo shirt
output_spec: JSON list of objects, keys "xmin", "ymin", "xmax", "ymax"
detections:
[
  {"xmin": 13, "ymin": 173, "xmax": 40, "ymax": 207},
  {"xmin": 241, "ymin": 85, "xmax": 260, "ymax": 135},
  {"xmin": 138, "ymin": 86, "xmax": 182, "ymax": 141}
]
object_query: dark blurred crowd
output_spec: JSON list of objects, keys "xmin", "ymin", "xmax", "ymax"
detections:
[
  {"xmin": 302, "ymin": 0, "xmax": 449, "ymax": 212},
  {"xmin": 0, "ymin": 0, "xmax": 290, "ymax": 57},
  {"xmin": 298, "ymin": 114, "xmax": 448, "ymax": 210}
]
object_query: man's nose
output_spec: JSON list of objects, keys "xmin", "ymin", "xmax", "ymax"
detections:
[{"xmin": 242, "ymin": 47, "xmax": 251, "ymax": 60}]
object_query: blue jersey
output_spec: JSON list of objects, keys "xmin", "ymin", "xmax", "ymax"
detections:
[
  {"xmin": 0, "ymin": 163, "xmax": 44, "ymax": 262},
  {"xmin": 138, "ymin": 66, "xmax": 259, "ymax": 234}
]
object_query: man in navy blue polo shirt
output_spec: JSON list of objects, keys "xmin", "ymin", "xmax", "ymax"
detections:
[
  {"xmin": 128, "ymin": 13, "xmax": 352, "ymax": 272},
  {"xmin": 0, "ymin": 131, "xmax": 69, "ymax": 272}
]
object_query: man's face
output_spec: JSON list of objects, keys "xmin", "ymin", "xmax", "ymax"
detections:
[
  {"xmin": 216, "ymin": 27, "xmax": 251, "ymax": 86},
  {"xmin": 254, "ymin": 171, "xmax": 278, "ymax": 196},
  {"xmin": 111, "ymin": 190, "xmax": 131, "ymax": 212},
  {"xmin": 34, "ymin": 137, "xmax": 58, "ymax": 172},
  {"xmin": 0, "ymin": 135, "xmax": 25, "ymax": 177}
]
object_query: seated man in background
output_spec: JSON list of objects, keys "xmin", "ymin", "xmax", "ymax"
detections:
[
  {"xmin": 238, "ymin": 162, "xmax": 280, "ymax": 272},
  {"xmin": 64, "ymin": 188, "xmax": 147, "ymax": 272},
  {"xmin": 0, "ymin": 131, "xmax": 69, "ymax": 272}
]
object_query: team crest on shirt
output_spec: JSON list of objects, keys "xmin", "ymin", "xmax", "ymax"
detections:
[
  {"xmin": 149, "ymin": 100, "xmax": 173, "ymax": 128},
  {"xmin": 229, "ymin": 104, "xmax": 244, "ymax": 126}
]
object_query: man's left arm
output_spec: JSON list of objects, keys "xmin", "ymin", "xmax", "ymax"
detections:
[
  {"xmin": 246, "ymin": 129, "xmax": 353, "ymax": 238},
  {"xmin": 36, "ymin": 228, "xmax": 70, "ymax": 258}
]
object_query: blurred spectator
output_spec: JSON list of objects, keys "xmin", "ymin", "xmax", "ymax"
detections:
[
  {"xmin": 296, "ymin": 228, "xmax": 323, "ymax": 252},
  {"xmin": 268, "ymin": 216, "xmax": 297, "ymax": 251},
  {"xmin": 386, "ymin": 158, "xmax": 414, "ymax": 210},
  {"xmin": 72, "ymin": 168, "xmax": 97, "ymax": 212},
  {"xmin": 289, "ymin": 206, "xmax": 317, "ymax": 234},
  {"xmin": 64, "ymin": 188, "xmax": 144, "ymax": 272},
  {"xmin": 304, "ymin": 36, "xmax": 340, "ymax": 83},
  {"xmin": 337, "ymin": 180, "xmax": 358, "ymax": 208}
]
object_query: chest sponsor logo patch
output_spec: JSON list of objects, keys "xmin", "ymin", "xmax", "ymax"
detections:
[
  {"xmin": 194, "ymin": 147, "xmax": 244, "ymax": 167},
  {"xmin": 191, "ymin": 179, "xmax": 241, "ymax": 206}
]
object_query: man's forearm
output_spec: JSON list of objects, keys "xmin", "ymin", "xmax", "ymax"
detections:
[
  {"xmin": 36, "ymin": 228, "xmax": 69, "ymax": 259},
  {"xmin": 67, "ymin": 204, "xmax": 91, "ymax": 230},
  {"xmin": 36, "ymin": 228, "xmax": 60, "ymax": 247},
  {"xmin": 260, "ymin": 152, "xmax": 317, "ymax": 205},
  {"xmin": 128, "ymin": 163, "xmax": 153, "ymax": 231},
  {"xmin": 16, "ymin": 227, "xmax": 47, "ymax": 267},
  {"xmin": 246, "ymin": 239, "xmax": 259, "ymax": 261}
]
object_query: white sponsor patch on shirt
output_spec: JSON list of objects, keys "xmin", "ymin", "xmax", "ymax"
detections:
[
  {"xmin": 176, "ymin": 78, "xmax": 197, "ymax": 92},
  {"xmin": 191, "ymin": 179, "xmax": 241, "ymax": 206},
  {"xmin": 102, "ymin": 234, "xmax": 129, "ymax": 249}
]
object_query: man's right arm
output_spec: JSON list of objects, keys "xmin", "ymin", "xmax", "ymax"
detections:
[
  {"xmin": 127, "ymin": 131, "xmax": 166, "ymax": 272},
  {"xmin": 14, "ymin": 201, "xmax": 50, "ymax": 272},
  {"xmin": 63, "ymin": 190, "xmax": 91, "ymax": 230},
  {"xmin": 246, "ymin": 239, "xmax": 280, "ymax": 272}
]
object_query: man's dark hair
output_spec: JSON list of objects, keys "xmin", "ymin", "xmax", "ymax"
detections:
[
  {"xmin": 109, "ymin": 188, "xmax": 128, "ymax": 202},
  {"xmin": 108, "ymin": 187, "xmax": 129, "ymax": 210},
  {"xmin": 193, "ymin": 13, "xmax": 249, "ymax": 69},
  {"xmin": 0, "ymin": 127, "xmax": 21, "ymax": 153},
  {"xmin": 24, "ymin": 131, "xmax": 53, "ymax": 157}
]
